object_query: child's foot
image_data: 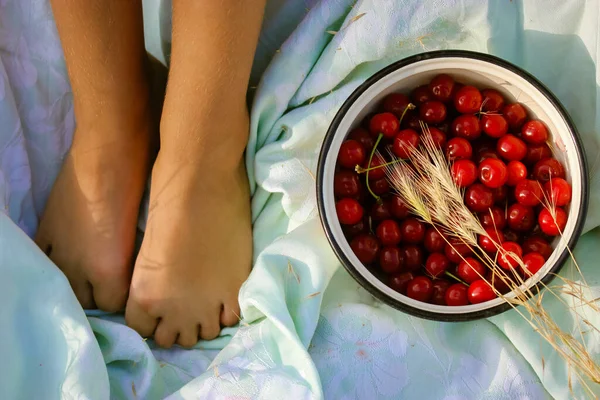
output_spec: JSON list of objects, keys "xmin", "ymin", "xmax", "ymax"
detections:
[
  {"xmin": 35, "ymin": 118, "xmax": 151, "ymax": 312},
  {"xmin": 125, "ymin": 143, "xmax": 252, "ymax": 348}
]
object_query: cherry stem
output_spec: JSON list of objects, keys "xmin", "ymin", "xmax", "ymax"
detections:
[
  {"xmin": 444, "ymin": 271, "xmax": 468, "ymax": 286},
  {"xmin": 355, "ymin": 159, "xmax": 402, "ymax": 174},
  {"xmin": 365, "ymin": 133, "xmax": 384, "ymax": 202}
]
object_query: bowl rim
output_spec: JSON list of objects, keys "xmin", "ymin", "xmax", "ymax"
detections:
[{"xmin": 316, "ymin": 49, "xmax": 590, "ymax": 321}]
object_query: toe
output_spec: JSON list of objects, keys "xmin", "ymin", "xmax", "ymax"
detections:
[
  {"xmin": 72, "ymin": 281, "xmax": 96, "ymax": 310},
  {"xmin": 125, "ymin": 300, "xmax": 159, "ymax": 338},
  {"xmin": 220, "ymin": 302, "xmax": 241, "ymax": 327},
  {"xmin": 154, "ymin": 319, "xmax": 178, "ymax": 348},
  {"xmin": 176, "ymin": 325, "xmax": 200, "ymax": 348},
  {"xmin": 91, "ymin": 277, "xmax": 129, "ymax": 313},
  {"xmin": 199, "ymin": 319, "xmax": 221, "ymax": 341}
]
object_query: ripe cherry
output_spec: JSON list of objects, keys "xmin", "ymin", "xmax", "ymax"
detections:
[
  {"xmin": 465, "ymin": 183, "xmax": 494, "ymax": 212},
  {"xmin": 370, "ymin": 200, "xmax": 392, "ymax": 221},
  {"xmin": 425, "ymin": 253, "xmax": 450, "ymax": 278},
  {"xmin": 390, "ymin": 196, "xmax": 410, "ymax": 219},
  {"xmin": 522, "ymin": 236, "xmax": 552, "ymax": 260},
  {"xmin": 458, "ymin": 257, "xmax": 486, "ymax": 283},
  {"xmin": 445, "ymin": 283, "xmax": 469, "ymax": 306},
  {"xmin": 507, "ymin": 203, "xmax": 535, "ymax": 232},
  {"xmin": 502, "ymin": 103, "xmax": 528, "ymax": 130},
  {"xmin": 451, "ymin": 114, "xmax": 481, "ymax": 140},
  {"xmin": 379, "ymin": 246, "xmax": 404, "ymax": 274},
  {"xmin": 515, "ymin": 179, "xmax": 543, "ymax": 206},
  {"xmin": 376, "ymin": 219, "xmax": 402, "ymax": 246},
  {"xmin": 338, "ymin": 140, "xmax": 366, "ymax": 168},
  {"xmin": 506, "ymin": 161, "xmax": 527, "ymax": 186},
  {"xmin": 402, "ymin": 112, "xmax": 422, "ymax": 131},
  {"xmin": 454, "ymin": 85, "xmax": 482, "ymax": 114},
  {"xmin": 366, "ymin": 155, "xmax": 386, "ymax": 180},
  {"xmin": 348, "ymin": 127, "xmax": 375, "ymax": 153},
  {"xmin": 431, "ymin": 280, "xmax": 452, "ymax": 305},
  {"xmin": 382, "ymin": 93, "xmax": 411, "ymax": 117},
  {"xmin": 492, "ymin": 186, "xmax": 508, "ymax": 205},
  {"xmin": 402, "ymin": 245, "xmax": 424, "ymax": 271},
  {"xmin": 497, "ymin": 134, "xmax": 527, "ymax": 161},
  {"xmin": 481, "ymin": 89, "xmax": 505, "ymax": 112},
  {"xmin": 369, "ymin": 112, "xmax": 400, "ymax": 138},
  {"xmin": 350, "ymin": 234, "xmax": 380, "ymax": 264},
  {"xmin": 388, "ymin": 272, "xmax": 415, "ymax": 294},
  {"xmin": 444, "ymin": 238, "xmax": 472, "ymax": 263},
  {"xmin": 498, "ymin": 241, "xmax": 523, "ymax": 269},
  {"xmin": 478, "ymin": 228, "xmax": 505, "ymax": 253},
  {"xmin": 538, "ymin": 207, "xmax": 567, "ymax": 236},
  {"xmin": 393, "ymin": 129, "xmax": 420, "ymax": 159},
  {"xmin": 336, "ymin": 198, "xmax": 363, "ymax": 225},
  {"xmin": 521, "ymin": 120, "xmax": 549, "ymax": 145},
  {"xmin": 424, "ymin": 127, "xmax": 447, "ymax": 148},
  {"xmin": 406, "ymin": 276, "xmax": 434, "ymax": 302},
  {"xmin": 533, "ymin": 158, "xmax": 565, "ymax": 182},
  {"xmin": 343, "ymin": 218, "xmax": 367, "ymax": 237},
  {"xmin": 479, "ymin": 206, "xmax": 506, "ymax": 230},
  {"xmin": 420, "ymin": 101, "xmax": 447, "ymax": 124},
  {"xmin": 468, "ymin": 280, "xmax": 496, "ymax": 304},
  {"xmin": 334, "ymin": 171, "xmax": 361, "ymax": 198},
  {"xmin": 400, "ymin": 218, "xmax": 425, "ymax": 244},
  {"xmin": 544, "ymin": 177, "xmax": 572, "ymax": 207},
  {"xmin": 522, "ymin": 252, "xmax": 545, "ymax": 276},
  {"xmin": 445, "ymin": 137, "xmax": 473, "ymax": 160},
  {"xmin": 524, "ymin": 143, "xmax": 552, "ymax": 165},
  {"xmin": 411, "ymin": 85, "xmax": 433, "ymax": 105},
  {"xmin": 371, "ymin": 178, "xmax": 390, "ymax": 195},
  {"xmin": 503, "ymin": 229, "xmax": 521, "ymax": 243},
  {"xmin": 429, "ymin": 74, "xmax": 455, "ymax": 102},
  {"xmin": 451, "ymin": 159, "xmax": 477, "ymax": 187},
  {"xmin": 478, "ymin": 158, "xmax": 508, "ymax": 188},
  {"xmin": 424, "ymin": 228, "xmax": 446, "ymax": 253},
  {"xmin": 482, "ymin": 114, "xmax": 508, "ymax": 138}
]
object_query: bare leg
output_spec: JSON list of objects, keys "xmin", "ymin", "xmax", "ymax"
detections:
[
  {"xmin": 125, "ymin": 0, "xmax": 265, "ymax": 348},
  {"xmin": 36, "ymin": 0, "xmax": 151, "ymax": 311}
]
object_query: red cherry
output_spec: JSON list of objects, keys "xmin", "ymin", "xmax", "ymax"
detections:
[
  {"xmin": 401, "ymin": 245, "xmax": 424, "ymax": 271},
  {"xmin": 388, "ymin": 272, "xmax": 415, "ymax": 294},
  {"xmin": 502, "ymin": 103, "xmax": 528, "ymax": 130},
  {"xmin": 379, "ymin": 246, "xmax": 404, "ymax": 274},
  {"xmin": 482, "ymin": 114, "xmax": 508, "ymax": 138},
  {"xmin": 393, "ymin": 129, "xmax": 420, "ymax": 159},
  {"xmin": 522, "ymin": 252, "xmax": 546, "ymax": 276},
  {"xmin": 481, "ymin": 89, "xmax": 505, "ymax": 112},
  {"xmin": 454, "ymin": 86, "xmax": 482, "ymax": 114},
  {"xmin": 522, "ymin": 236, "xmax": 552, "ymax": 259},
  {"xmin": 424, "ymin": 127, "xmax": 447, "ymax": 148},
  {"xmin": 451, "ymin": 160, "xmax": 477, "ymax": 187},
  {"xmin": 532, "ymin": 158, "xmax": 565, "ymax": 182},
  {"xmin": 445, "ymin": 137, "xmax": 473, "ymax": 160},
  {"xmin": 445, "ymin": 283, "xmax": 469, "ymax": 306},
  {"xmin": 444, "ymin": 238, "xmax": 472, "ymax": 263},
  {"xmin": 420, "ymin": 101, "xmax": 447, "ymax": 124},
  {"xmin": 334, "ymin": 171, "xmax": 361, "ymax": 198},
  {"xmin": 382, "ymin": 93, "xmax": 411, "ymax": 117},
  {"xmin": 544, "ymin": 178, "xmax": 572, "ymax": 207},
  {"xmin": 498, "ymin": 241, "xmax": 523, "ymax": 269},
  {"xmin": 465, "ymin": 183, "xmax": 494, "ymax": 212},
  {"xmin": 390, "ymin": 196, "xmax": 410, "ymax": 219},
  {"xmin": 348, "ymin": 127, "xmax": 375, "ymax": 153},
  {"xmin": 424, "ymin": 228, "xmax": 446, "ymax": 253},
  {"xmin": 366, "ymin": 155, "xmax": 386, "ymax": 180},
  {"xmin": 503, "ymin": 229, "xmax": 521, "ymax": 243},
  {"xmin": 425, "ymin": 253, "xmax": 450, "ymax": 278},
  {"xmin": 369, "ymin": 112, "xmax": 400, "ymax": 138},
  {"xmin": 497, "ymin": 134, "xmax": 527, "ymax": 161},
  {"xmin": 479, "ymin": 206, "xmax": 506, "ymax": 230},
  {"xmin": 515, "ymin": 179, "xmax": 543, "ymax": 206},
  {"xmin": 431, "ymin": 280, "xmax": 452, "ymax": 305},
  {"xmin": 402, "ymin": 112, "xmax": 422, "ymax": 131},
  {"xmin": 451, "ymin": 115, "xmax": 481, "ymax": 140},
  {"xmin": 538, "ymin": 207, "xmax": 567, "ymax": 236},
  {"xmin": 336, "ymin": 198, "xmax": 363, "ymax": 225},
  {"xmin": 478, "ymin": 228, "xmax": 505, "ymax": 253},
  {"xmin": 468, "ymin": 280, "xmax": 496, "ymax": 304},
  {"xmin": 457, "ymin": 257, "xmax": 486, "ymax": 284},
  {"xmin": 429, "ymin": 74, "xmax": 455, "ymax": 102},
  {"xmin": 521, "ymin": 120, "xmax": 549, "ymax": 145},
  {"xmin": 411, "ymin": 85, "xmax": 433, "ymax": 105},
  {"xmin": 478, "ymin": 158, "xmax": 508, "ymax": 188},
  {"xmin": 492, "ymin": 186, "xmax": 508, "ymax": 205},
  {"xmin": 406, "ymin": 276, "xmax": 434, "ymax": 302},
  {"xmin": 399, "ymin": 218, "xmax": 425, "ymax": 244},
  {"xmin": 507, "ymin": 203, "xmax": 535, "ymax": 232},
  {"xmin": 524, "ymin": 143, "xmax": 552, "ymax": 165},
  {"xmin": 343, "ymin": 218, "xmax": 367, "ymax": 237},
  {"xmin": 371, "ymin": 200, "xmax": 392, "ymax": 221},
  {"xmin": 376, "ymin": 220, "xmax": 402, "ymax": 246},
  {"xmin": 350, "ymin": 234, "xmax": 380, "ymax": 264},
  {"xmin": 338, "ymin": 140, "xmax": 366, "ymax": 168},
  {"xmin": 506, "ymin": 161, "xmax": 527, "ymax": 186},
  {"xmin": 371, "ymin": 178, "xmax": 390, "ymax": 195}
]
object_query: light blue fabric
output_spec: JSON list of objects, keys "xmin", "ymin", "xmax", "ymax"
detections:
[{"xmin": 1, "ymin": 0, "xmax": 600, "ymax": 399}]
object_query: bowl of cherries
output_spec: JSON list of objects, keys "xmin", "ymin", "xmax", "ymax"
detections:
[{"xmin": 317, "ymin": 50, "xmax": 588, "ymax": 320}]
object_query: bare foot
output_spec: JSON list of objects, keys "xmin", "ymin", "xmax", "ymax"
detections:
[
  {"xmin": 125, "ymin": 124, "xmax": 252, "ymax": 348},
  {"xmin": 35, "ymin": 118, "xmax": 151, "ymax": 312}
]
